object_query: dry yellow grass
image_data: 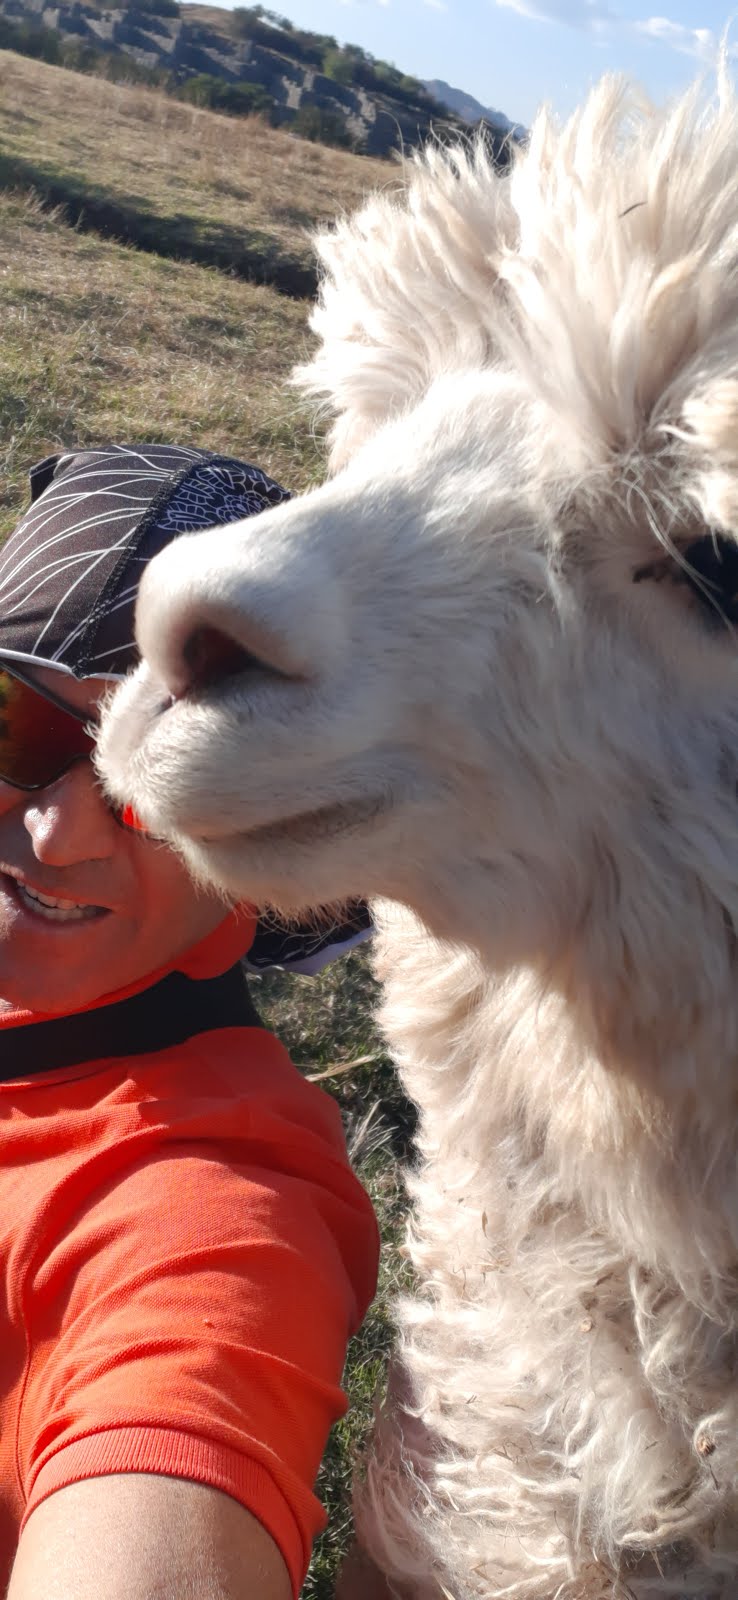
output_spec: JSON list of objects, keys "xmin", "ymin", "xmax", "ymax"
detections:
[
  {"xmin": 0, "ymin": 51, "xmax": 395, "ymax": 291},
  {"xmin": 0, "ymin": 186, "xmax": 324, "ymax": 528},
  {"xmin": 0, "ymin": 50, "xmax": 403, "ymax": 520}
]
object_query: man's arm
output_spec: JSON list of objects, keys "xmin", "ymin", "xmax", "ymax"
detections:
[{"xmin": 7, "ymin": 1474, "xmax": 292, "ymax": 1600}]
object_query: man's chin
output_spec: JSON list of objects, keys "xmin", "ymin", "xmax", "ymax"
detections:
[{"xmin": 0, "ymin": 909, "xmax": 128, "ymax": 1017}]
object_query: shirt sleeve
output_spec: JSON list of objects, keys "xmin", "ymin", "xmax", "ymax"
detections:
[{"xmin": 15, "ymin": 1035, "xmax": 379, "ymax": 1595}]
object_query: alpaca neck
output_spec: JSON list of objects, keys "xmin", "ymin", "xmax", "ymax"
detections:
[{"xmin": 375, "ymin": 906, "xmax": 738, "ymax": 1315}]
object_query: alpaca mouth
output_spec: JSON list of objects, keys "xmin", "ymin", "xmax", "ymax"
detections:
[
  {"xmin": 112, "ymin": 671, "xmax": 391, "ymax": 848},
  {"xmin": 198, "ymin": 793, "xmax": 388, "ymax": 847}
]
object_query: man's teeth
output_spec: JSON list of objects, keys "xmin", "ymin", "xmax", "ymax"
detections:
[{"xmin": 16, "ymin": 882, "xmax": 102, "ymax": 921}]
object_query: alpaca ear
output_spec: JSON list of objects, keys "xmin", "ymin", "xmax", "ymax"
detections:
[{"xmin": 294, "ymin": 141, "xmax": 516, "ymax": 472}]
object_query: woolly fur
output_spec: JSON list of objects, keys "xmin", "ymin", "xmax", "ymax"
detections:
[{"xmin": 98, "ymin": 70, "xmax": 738, "ymax": 1598}]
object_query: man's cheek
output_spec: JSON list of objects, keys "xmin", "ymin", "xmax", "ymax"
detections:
[{"xmin": 0, "ymin": 784, "xmax": 21, "ymax": 819}]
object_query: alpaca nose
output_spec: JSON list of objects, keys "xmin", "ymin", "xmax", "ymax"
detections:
[
  {"xmin": 179, "ymin": 625, "xmax": 267, "ymax": 696},
  {"xmin": 135, "ymin": 533, "xmax": 340, "ymax": 702},
  {"xmin": 146, "ymin": 603, "xmax": 302, "ymax": 703}
]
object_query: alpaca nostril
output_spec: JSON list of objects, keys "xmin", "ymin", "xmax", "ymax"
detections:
[
  {"xmin": 136, "ymin": 536, "xmax": 342, "ymax": 699},
  {"xmin": 180, "ymin": 626, "xmax": 267, "ymax": 695}
]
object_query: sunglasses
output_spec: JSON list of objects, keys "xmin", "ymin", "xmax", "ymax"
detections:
[{"xmin": 0, "ymin": 664, "xmax": 143, "ymax": 831}]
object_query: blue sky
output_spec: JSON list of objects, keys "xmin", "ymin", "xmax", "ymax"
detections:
[{"xmin": 201, "ymin": 0, "xmax": 735, "ymax": 129}]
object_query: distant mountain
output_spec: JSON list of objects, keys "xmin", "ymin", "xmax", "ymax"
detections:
[{"xmin": 424, "ymin": 78, "xmax": 525, "ymax": 140}]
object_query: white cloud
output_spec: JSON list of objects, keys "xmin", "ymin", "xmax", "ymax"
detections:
[
  {"xmin": 495, "ymin": 0, "xmax": 613, "ymax": 23},
  {"xmin": 634, "ymin": 17, "xmax": 716, "ymax": 60},
  {"xmin": 492, "ymin": 0, "xmax": 722, "ymax": 64}
]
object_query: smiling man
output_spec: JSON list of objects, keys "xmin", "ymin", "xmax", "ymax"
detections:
[
  {"xmin": 0, "ymin": 662, "xmax": 229, "ymax": 1014},
  {"xmin": 0, "ymin": 445, "xmax": 378, "ymax": 1600}
]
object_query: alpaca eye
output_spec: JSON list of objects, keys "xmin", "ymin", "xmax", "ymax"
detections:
[
  {"xmin": 633, "ymin": 533, "xmax": 738, "ymax": 626},
  {"xmin": 681, "ymin": 535, "xmax": 738, "ymax": 624}
]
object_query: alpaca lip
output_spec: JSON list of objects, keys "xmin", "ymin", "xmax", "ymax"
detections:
[{"xmin": 198, "ymin": 793, "xmax": 387, "ymax": 847}]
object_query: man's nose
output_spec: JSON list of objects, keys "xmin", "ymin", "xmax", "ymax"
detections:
[{"xmin": 22, "ymin": 759, "xmax": 115, "ymax": 866}]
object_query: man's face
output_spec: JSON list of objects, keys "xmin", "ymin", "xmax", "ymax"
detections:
[{"xmin": 0, "ymin": 671, "xmax": 226, "ymax": 1015}]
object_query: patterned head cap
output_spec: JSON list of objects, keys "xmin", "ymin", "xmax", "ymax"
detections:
[{"xmin": 0, "ymin": 444, "xmax": 289, "ymax": 679}]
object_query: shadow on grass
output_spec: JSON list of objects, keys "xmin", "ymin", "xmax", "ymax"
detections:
[{"xmin": 0, "ymin": 151, "xmax": 318, "ymax": 298}]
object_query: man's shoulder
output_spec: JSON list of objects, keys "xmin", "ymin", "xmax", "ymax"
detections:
[{"xmin": 0, "ymin": 1020, "xmax": 357, "ymax": 1261}]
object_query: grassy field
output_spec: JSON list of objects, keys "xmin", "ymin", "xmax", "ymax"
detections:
[
  {"xmin": 0, "ymin": 187, "xmax": 318, "ymax": 524},
  {"xmin": 0, "ymin": 52, "xmax": 393, "ymax": 293},
  {"xmin": 1, "ymin": 49, "xmax": 409, "ymax": 1599}
]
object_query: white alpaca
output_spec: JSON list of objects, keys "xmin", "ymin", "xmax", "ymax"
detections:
[{"xmin": 98, "ymin": 71, "xmax": 738, "ymax": 1598}]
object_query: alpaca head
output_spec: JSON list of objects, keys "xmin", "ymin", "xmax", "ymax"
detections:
[{"xmin": 98, "ymin": 73, "xmax": 738, "ymax": 1071}]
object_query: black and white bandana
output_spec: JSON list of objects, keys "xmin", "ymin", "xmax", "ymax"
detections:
[{"xmin": 0, "ymin": 444, "xmax": 290, "ymax": 679}]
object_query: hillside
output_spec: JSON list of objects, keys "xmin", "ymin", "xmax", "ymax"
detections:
[{"xmin": 0, "ymin": 0, "xmax": 502, "ymax": 158}]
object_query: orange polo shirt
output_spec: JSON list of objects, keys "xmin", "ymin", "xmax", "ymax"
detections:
[{"xmin": 0, "ymin": 914, "xmax": 379, "ymax": 1595}]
